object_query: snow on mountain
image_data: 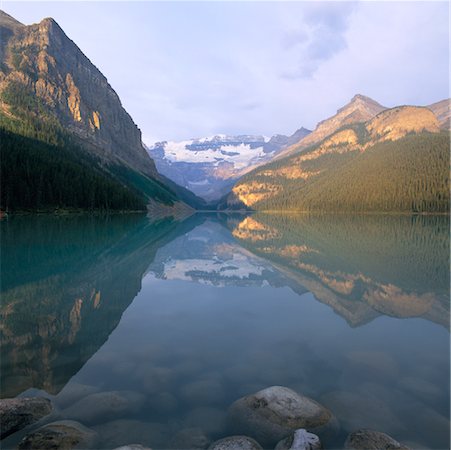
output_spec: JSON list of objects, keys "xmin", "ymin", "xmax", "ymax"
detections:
[{"xmin": 147, "ymin": 130, "xmax": 310, "ymax": 202}]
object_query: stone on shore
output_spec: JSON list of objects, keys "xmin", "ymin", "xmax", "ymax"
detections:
[
  {"xmin": 344, "ymin": 429, "xmax": 409, "ymax": 450},
  {"xmin": 208, "ymin": 435, "xmax": 263, "ymax": 450},
  {"xmin": 228, "ymin": 386, "xmax": 332, "ymax": 445},
  {"xmin": 17, "ymin": 420, "xmax": 97, "ymax": 449},
  {"xmin": 0, "ymin": 397, "xmax": 53, "ymax": 439},
  {"xmin": 275, "ymin": 429, "xmax": 322, "ymax": 450}
]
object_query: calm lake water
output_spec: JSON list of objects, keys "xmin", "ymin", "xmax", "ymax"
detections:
[{"xmin": 1, "ymin": 213, "xmax": 449, "ymax": 449}]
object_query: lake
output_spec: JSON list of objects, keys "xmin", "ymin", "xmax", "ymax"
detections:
[{"xmin": 1, "ymin": 213, "xmax": 449, "ymax": 449}]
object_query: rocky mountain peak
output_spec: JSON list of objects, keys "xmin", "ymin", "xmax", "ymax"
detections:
[
  {"xmin": 337, "ymin": 93, "xmax": 385, "ymax": 116},
  {"xmin": 0, "ymin": 11, "xmax": 157, "ymax": 177}
]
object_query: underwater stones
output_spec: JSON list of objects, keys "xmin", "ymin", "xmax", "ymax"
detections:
[
  {"xmin": 113, "ymin": 446, "xmax": 152, "ymax": 450},
  {"xmin": 62, "ymin": 390, "xmax": 145, "ymax": 424},
  {"xmin": 0, "ymin": 397, "xmax": 53, "ymax": 439},
  {"xmin": 93, "ymin": 419, "xmax": 167, "ymax": 449},
  {"xmin": 320, "ymin": 390, "xmax": 403, "ymax": 436},
  {"xmin": 228, "ymin": 386, "xmax": 332, "ymax": 445},
  {"xmin": 184, "ymin": 406, "xmax": 227, "ymax": 435},
  {"xmin": 208, "ymin": 435, "xmax": 263, "ymax": 450},
  {"xmin": 275, "ymin": 429, "xmax": 322, "ymax": 450},
  {"xmin": 54, "ymin": 382, "xmax": 100, "ymax": 409},
  {"xmin": 344, "ymin": 429, "xmax": 409, "ymax": 450},
  {"xmin": 169, "ymin": 427, "xmax": 211, "ymax": 449},
  {"xmin": 18, "ymin": 420, "xmax": 97, "ymax": 449},
  {"xmin": 180, "ymin": 378, "xmax": 225, "ymax": 406}
]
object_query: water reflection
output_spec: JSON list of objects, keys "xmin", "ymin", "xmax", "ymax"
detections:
[
  {"xmin": 225, "ymin": 213, "xmax": 450, "ymax": 328},
  {"xmin": 0, "ymin": 214, "xmax": 201, "ymax": 397},
  {"xmin": 0, "ymin": 213, "xmax": 449, "ymax": 449}
]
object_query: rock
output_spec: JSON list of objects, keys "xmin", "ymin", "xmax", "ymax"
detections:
[
  {"xmin": 180, "ymin": 378, "xmax": 225, "ymax": 406},
  {"xmin": 184, "ymin": 407, "xmax": 227, "ymax": 434},
  {"xmin": 62, "ymin": 390, "xmax": 145, "ymax": 424},
  {"xmin": 113, "ymin": 446, "xmax": 152, "ymax": 450},
  {"xmin": 208, "ymin": 435, "xmax": 263, "ymax": 450},
  {"xmin": 54, "ymin": 382, "xmax": 100, "ymax": 409},
  {"xmin": 149, "ymin": 391, "xmax": 178, "ymax": 414},
  {"xmin": 0, "ymin": 397, "xmax": 53, "ymax": 439},
  {"xmin": 169, "ymin": 427, "xmax": 210, "ymax": 449},
  {"xmin": 344, "ymin": 429, "xmax": 409, "ymax": 450},
  {"xmin": 320, "ymin": 390, "xmax": 403, "ymax": 436},
  {"xmin": 18, "ymin": 420, "xmax": 97, "ymax": 449},
  {"xmin": 228, "ymin": 386, "xmax": 332, "ymax": 446},
  {"xmin": 275, "ymin": 429, "xmax": 321, "ymax": 450},
  {"xmin": 93, "ymin": 419, "xmax": 166, "ymax": 449}
]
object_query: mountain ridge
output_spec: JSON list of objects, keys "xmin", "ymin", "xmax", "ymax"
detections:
[{"xmin": 222, "ymin": 101, "xmax": 449, "ymax": 213}]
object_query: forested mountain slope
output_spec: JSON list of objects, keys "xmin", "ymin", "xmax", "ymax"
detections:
[{"xmin": 224, "ymin": 105, "xmax": 449, "ymax": 213}]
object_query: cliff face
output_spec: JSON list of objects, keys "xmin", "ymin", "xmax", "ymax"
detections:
[{"xmin": 0, "ymin": 11, "xmax": 157, "ymax": 177}]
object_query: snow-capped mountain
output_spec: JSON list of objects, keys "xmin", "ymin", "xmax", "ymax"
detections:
[{"xmin": 147, "ymin": 129, "xmax": 310, "ymax": 202}]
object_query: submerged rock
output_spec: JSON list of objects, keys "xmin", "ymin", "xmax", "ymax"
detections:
[
  {"xmin": 275, "ymin": 429, "xmax": 322, "ymax": 450},
  {"xmin": 228, "ymin": 386, "xmax": 332, "ymax": 445},
  {"xmin": 113, "ymin": 446, "xmax": 152, "ymax": 450},
  {"xmin": 18, "ymin": 420, "xmax": 97, "ymax": 449},
  {"xmin": 0, "ymin": 397, "xmax": 53, "ymax": 439},
  {"xmin": 93, "ymin": 419, "xmax": 167, "ymax": 449},
  {"xmin": 62, "ymin": 390, "xmax": 145, "ymax": 424},
  {"xmin": 208, "ymin": 435, "xmax": 263, "ymax": 450},
  {"xmin": 169, "ymin": 427, "xmax": 210, "ymax": 449},
  {"xmin": 54, "ymin": 382, "xmax": 100, "ymax": 409},
  {"xmin": 344, "ymin": 429, "xmax": 409, "ymax": 450}
]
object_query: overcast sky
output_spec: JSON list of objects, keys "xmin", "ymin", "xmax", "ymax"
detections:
[{"xmin": 2, "ymin": 1, "xmax": 449, "ymax": 144}]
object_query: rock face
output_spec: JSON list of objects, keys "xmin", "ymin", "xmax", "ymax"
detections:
[
  {"xmin": 0, "ymin": 397, "xmax": 52, "ymax": 439},
  {"xmin": 208, "ymin": 435, "xmax": 263, "ymax": 450},
  {"xmin": 344, "ymin": 429, "xmax": 409, "ymax": 450},
  {"xmin": 0, "ymin": 10, "xmax": 157, "ymax": 177},
  {"xmin": 228, "ymin": 386, "xmax": 332, "ymax": 446},
  {"xmin": 148, "ymin": 129, "xmax": 311, "ymax": 202},
  {"xmin": 276, "ymin": 94, "xmax": 386, "ymax": 160},
  {"xmin": 18, "ymin": 420, "xmax": 98, "ymax": 450},
  {"xmin": 275, "ymin": 429, "xmax": 322, "ymax": 450}
]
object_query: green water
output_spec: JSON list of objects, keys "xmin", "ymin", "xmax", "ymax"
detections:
[{"xmin": 1, "ymin": 213, "xmax": 449, "ymax": 449}]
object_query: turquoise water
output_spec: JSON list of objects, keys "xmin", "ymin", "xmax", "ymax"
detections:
[{"xmin": 1, "ymin": 213, "xmax": 449, "ymax": 449}]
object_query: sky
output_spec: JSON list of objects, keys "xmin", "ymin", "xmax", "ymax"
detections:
[{"xmin": 1, "ymin": 1, "xmax": 449, "ymax": 144}]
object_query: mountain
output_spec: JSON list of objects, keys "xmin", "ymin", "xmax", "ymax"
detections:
[
  {"xmin": 427, "ymin": 98, "xmax": 450, "ymax": 129},
  {"xmin": 223, "ymin": 100, "xmax": 449, "ymax": 213},
  {"xmin": 0, "ymin": 11, "xmax": 201, "ymax": 213},
  {"xmin": 147, "ymin": 128, "xmax": 311, "ymax": 202},
  {"xmin": 275, "ymin": 94, "xmax": 386, "ymax": 160}
]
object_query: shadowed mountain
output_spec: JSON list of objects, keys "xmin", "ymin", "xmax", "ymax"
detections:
[
  {"xmin": 0, "ymin": 10, "xmax": 203, "ymax": 212},
  {"xmin": 227, "ymin": 213, "xmax": 450, "ymax": 329},
  {"xmin": 0, "ymin": 214, "xmax": 202, "ymax": 397}
]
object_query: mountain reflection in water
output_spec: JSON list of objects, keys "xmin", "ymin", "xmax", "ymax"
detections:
[{"xmin": 0, "ymin": 213, "xmax": 449, "ymax": 449}]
